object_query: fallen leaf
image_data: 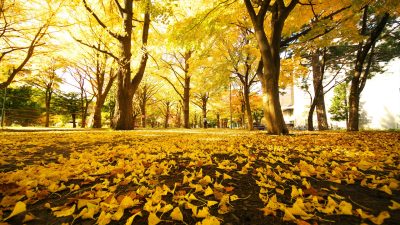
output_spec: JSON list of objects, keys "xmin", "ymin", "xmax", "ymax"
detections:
[
  {"xmin": 4, "ymin": 201, "xmax": 26, "ymax": 220},
  {"xmin": 53, "ymin": 204, "xmax": 76, "ymax": 217},
  {"xmin": 125, "ymin": 211, "xmax": 142, "ymax": 225},
  {"xmin": 148, "ymin": 213, "xmax": 161, "ymax": 225},
  {"xmin": 369, "ymin": 211, "xmax": 390, "ymax": 225},
  {"xmin": 170, "ymin": 207, "xmax": 183, "ymax": 221},
  {"xmin": 388, "ymin": 200, "xmax": 400, "ymax": 210}
]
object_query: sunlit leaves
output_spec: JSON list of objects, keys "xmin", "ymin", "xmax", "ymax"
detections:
[{"xmin": 0, "ymin": 130, "xmax": 399, "ymax": 225}]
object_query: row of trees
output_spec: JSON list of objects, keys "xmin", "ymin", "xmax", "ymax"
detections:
[{"xmin": 1, "ymin": 0, "xmax": 399, "ymax": 133}]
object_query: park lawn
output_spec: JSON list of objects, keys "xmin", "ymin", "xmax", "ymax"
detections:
[{"xmin": 0, "ymin": 130, "xmax": 399, "ymax": 225}]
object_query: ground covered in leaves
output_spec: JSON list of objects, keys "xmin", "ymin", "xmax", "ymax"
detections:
[{"xmin": 0, "ymin": 129, "xmax": 399, "ymax": 225}]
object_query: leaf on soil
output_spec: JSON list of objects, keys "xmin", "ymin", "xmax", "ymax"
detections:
[
  {"xmin": 196, "ymin": 216, "xmax": 221, "ymax": 225},
  {"xmin": 204, "ymin": 186, "xmax": 213, "ymax": 196},
  {"xmin": 378, "ymin": 185, "xmax": 392, "ymax": 195},
  {"xmin": 53, "ymin": 204, "xmax": 76, "ymax": 217},
  {"xmin": 338, "ymin": 201, "xmax": 353, "ymax": 215},
  {"xmin": 196, "ymin": 207, "xmax": 210, "ymax": 218},
  {"xmin": 369, "ymin": 211, "xmax": 390, "ymax": 225},
  {"xmin": 148, "ymin": 213, "xmax": 161, "ymax": 225},
  {"xmin": 170, "ymin": 207, "xmax": 183, "ymax": 221},
  {"xmin": 125, "ymin": 211, "xmax": 142, "ymax": 225},
  {"xmin": 388, "ymin": 200, "xmax": 400, "ymax": 210},
  {"xmin": 4, "ymin": 201, "xmax": 26, "ymax": 220}
]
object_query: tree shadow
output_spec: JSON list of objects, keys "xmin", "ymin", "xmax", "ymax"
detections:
[{"xmin": 380, "ymin": 106, "xmax": 399, "ymax": 129}]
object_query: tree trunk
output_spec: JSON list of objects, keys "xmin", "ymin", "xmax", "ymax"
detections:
[
  {"xmin": 307, "ymin": 99, "xmax": 317, "ymax": 131},
  {"xmin": 311, "ymin": 50, "xmax": 329, "ymax": 130},
  {"xmin": 245, "ymin": 3, "xmax": 289, "ymax": 134},
  {"xmin": 348, "ymin": 74, "xmax": 360, "ymax": 131},
  {"xmin": 72, "ymin": 113, "xmax": 76, "ymax": 128},
  {"xmin": 45, "ymin": 89, "xmax": 52, "ymax": 127},
  {"xmin": 183, "ymin": 77, "xmax": 190, "ymax": 129},
  {"xmin": 109, "ymin": 1, "xmax": 149, "ymax": 130},
  {"xmin": 347, "ymin": 7, "xmax": 389, "ymax": 131},
  {"xmin": 216, "ymin": 113, "xmax": 220, "ymax": 128},
  {"xmin": 141, "ymin": 102, "xmax": 146, "ymax": 128},
  {"xmin": 93, "ymin": 96, "xmax": 106, "ymax": 128},
  {"xmin": 164, "ymin": 102, "xmax": 170, "ymax": 128},
  {"xmin": 243, "ymin": 88, "xmax": 254, "ymax": 130}
]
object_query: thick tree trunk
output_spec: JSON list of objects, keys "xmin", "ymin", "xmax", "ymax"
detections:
[
  {"xmin": 113, "ymin": 61, "xmax": 135, "ymax": 130},
  {"xmin": 311, "ymin": 50, "xmax": 329, "ymax": 130},
  {"xmin": 245, "ymin": 0, "xmax": 290, "ymax": 135},
  {"xmin": 243, "ymin": 88, "xmax": 254, "ymax": 130},
  {"xmin": 110, "ymin": 1, "xmax": 149, "ymax": 130},
  {"xmin": 92, "ymin": 96, "xmax": 106, "ymax": 128},
  {"xmin": 348, "ymin": 74, "xmax": 361, "ymax": 131}
]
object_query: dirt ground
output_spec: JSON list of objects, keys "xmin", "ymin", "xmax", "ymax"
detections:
[{"xmin": 0, "ymin": 129, "xmax": 399, "ymax": 225}]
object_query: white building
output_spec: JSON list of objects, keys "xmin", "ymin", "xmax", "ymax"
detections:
[{"xmin": 283, "ymin": 59, "xmax": 400, "ymax": 130}]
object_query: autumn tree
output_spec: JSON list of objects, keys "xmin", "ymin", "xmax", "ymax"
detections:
[
  {"xmin": 0, "ymin": 0, "xmax": 57, "ymax": 89},
  {"xmin": 347, "ymin": 3, "xmax": 398, "ymax": 131},
  {"xmin": 243, "ymin": 0, "xmax": 352, "ymax": 134},
  {"xmin": 161, "ymin": 51, "xmax": 193, "ymax": 128},
  {"xmin": 136, "ymin": 79, "xmax": 159, "ymax": 128},
  {"xmin": 80, "ymin": 0, "xmax": 151, "ymax": 130},
  {"xmin": 27, "ymin": 58, "xmax": 63, "ymax": 127},
  {"xmin": 66, "ymin": 65, "xmax": 95, "ymax": 128}
]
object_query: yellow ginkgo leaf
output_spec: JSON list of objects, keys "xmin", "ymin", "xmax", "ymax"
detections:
[
  {"xmin": 379, "ymin": 185, "xmax": 392, "ymax": 195},
  {"xmin": 148, "ymin": 213, "xmax": 161, "ymax": 225},
  {"xmin": 283, "ymin": 208, "xmax": 297, "ymax": 221},
  {"xmin": 204, "ymin": 186, "xmax": 213, "ymax": 196},
  {"xmin": 291, "ymin": 185, "xmax": 301, "ymax": 199},
  {"xmin": 197, "ymin": 216, "xmax": 221, "ymax": 225},
  {"xmin": 97, "ymin": 211, "xmax": 112, "ymax": 225},
  {"xmin": 160, "ymin": 204, "xmax": 173, "ymax": 213},
  {"xmin": 369, "ymin": 211, "xmax": 390, "ymax": 225},
  {"xmin": 170, "ymin": 207, "xmax": 183, "ymax": 221},
  {"xmin": 111, "ymin": 207, "xmax": 124, "ymax": 221},
  {"xmin": 356, "ymin": 208, "xmax": 372, "ymax": 219},
  {"xmin": 288, "ymin": 204, "xmax": 310, "ymax": 217},
  {"xmin": 53, "ymin": 204, "xmax": 76, "ymax": 217},
  {"xmin": 338, "ymin": 201, "xmax": 353, "ymax": 215},
  {"xmin": 22, "ymin": 213, "xmax": 35, "ymax": 223},
  {"xmin": 196, "ymin": 207, "xmax": 210, "ymax": 218},
  {"xmin": 125, "ymin": 211, "xmax": 142, "ymax": 225},
  {"xmin": 4, "ymin": 201, "xmax": 26, "ymax": 220},
  {"xmin": 229, "ymin": 195, "xmax": 239, "ymax": 201},
  {"xmin": 388, "ymin": 200, "xmax": 400, "ymax": 210},
  {"xmin": 222, "ymin": 173, "xmax": 232, "ymax": 180},
  {"xmin": 207, "ymin": 201, "xmax": 218, "ymax": 207},
  {"xmin": 120, "ymin": 196, "xmax": 139, "ymax": 209}
]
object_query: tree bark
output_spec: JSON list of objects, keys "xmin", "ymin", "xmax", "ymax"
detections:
[
  {"xmin": 309, "ymin": 49, "xmax": 329, "ymax": 131},
  {"xmin": 93, "ymin": 95, "xmax": 106, "ymax": 128},
  {"xmin": 348, "ymin": 7, "xmax": 389, "ymax": 131},
  {"xmin": 83, "ymin": 0, "xmax": 149, "ymax": 130},
  {"xmin": 45, "ymin": 89, "xmax": 52, "ymax": 127},
  {"xmin": 243, "ymin": 87, "xmax": 254, "ymax": 130},
  {"xmin": 244, "ymin": 0, "xmax": 295, "ymax": 135},
  {"xmin": 72, "ymin": 113, "xmax": 76, "ymax": 128},
  {"xmin": 216, "ymin": 113, "xmax": 220, "ymax": 128}
]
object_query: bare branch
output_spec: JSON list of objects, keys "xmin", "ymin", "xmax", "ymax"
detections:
[{"xmin": 82, "ymin": 0, "xmax": 121, "ymax": 39}]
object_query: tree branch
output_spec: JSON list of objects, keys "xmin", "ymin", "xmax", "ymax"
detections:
[{"xmin": 82, "ymin": 0, "xmax": 121, "ymax": 39}]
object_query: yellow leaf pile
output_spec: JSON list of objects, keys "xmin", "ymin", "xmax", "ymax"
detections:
[{"xmin": 0, "ymin": 130, "xmax": 399, "ymax": 224}]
